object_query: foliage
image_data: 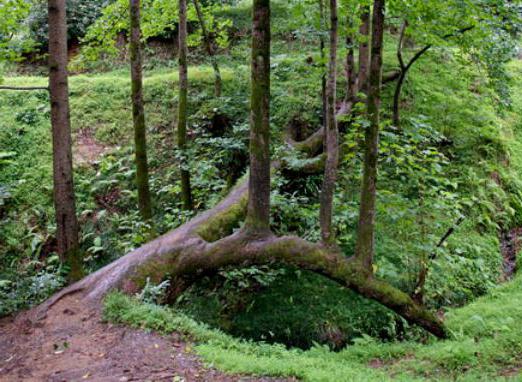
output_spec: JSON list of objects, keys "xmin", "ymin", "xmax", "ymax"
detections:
[
  {"xmin": 103, "ymin": 270, "xmax": 522, "ymax": 381},
  {"xmin": 24, "ymin": 0, "xmax": 108, "ymax": 49},
  {"xmin": 0, "ymin": 0, "xmax": 34, "ymax": 61}
]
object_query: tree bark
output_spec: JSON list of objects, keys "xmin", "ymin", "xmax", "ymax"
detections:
[
  {"xmin": 319, "ymin": 0, "xmax": 339, "ymax": 245},
  {"xmin": 178, "ymin": 0, "xmax": 193, "ymax": 211},
  {"xmin": 48, "ymin": 0, "xmax": 82, "ymax": 280},
  {"xmin": 245, "ymin": 0, "xmax": 271, "ymax": 232},
  {"xmin": 319, "ymin": 0, "xmax": 327, "ymax": 130},
  {"xmin": 356, "ymin": 5, "xmax": 371, "ymax": 97},
  {"xmin": 354, "ymin": 0, "xmax": 385, "ymax": 270},
  {"xmin": 345, "ymin": 34, "xmax": 357, "ymax": 103},
  {"xmin": 0, "ymin": 86, "xmax": 49, "ymax": 91},
  {"xmin": 129, "ymin": 0, "xmax": 153, "ymax": 221},
  {"xmin": 392, "ymin": 21, "xmax": 431, "ymax": 128},
  {"xmin": 193, "ymin": 0, "xmax": 222, "ymax": 97}
]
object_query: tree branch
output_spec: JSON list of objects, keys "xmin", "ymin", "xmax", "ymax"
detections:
[{"xmin": 0, "ymin": 85, "xmax": 49, "ymax": 91}]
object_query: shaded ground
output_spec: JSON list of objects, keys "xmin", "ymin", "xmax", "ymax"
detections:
[
  {"xmin": 0, "ymin": 297, "xmax": 291, "ymax": 382},
  {"xmin": 500, "ymin": 227, "xmax": 521, "ymax": 280}
]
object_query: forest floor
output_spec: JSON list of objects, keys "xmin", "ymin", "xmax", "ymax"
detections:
[{"xmin": 0, "ymin": 296, "xmax": 291, "ymax": 382}]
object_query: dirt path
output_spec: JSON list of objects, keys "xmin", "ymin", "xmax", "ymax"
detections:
[{"xmin": 0, "ymin": 297, "xmax": 290, "ymax": 382}]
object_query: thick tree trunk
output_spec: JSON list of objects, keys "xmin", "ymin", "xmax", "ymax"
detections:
[
  {"xmin": 319, "ymin": 0, "xmax": 339, "ymax": 245},
  {"xmin": 193, "ymin": 0, "xmax": 222, "ymax": 97},
  {"xmin": 357, "ymin": 5, "xmax": 371, "ymax": 97},
  {"xmin": 245, "ymin": 0, "xmax": 271, "ymax": 232},
  {"xmin": 48, "ymin": 0, "xmax": 82, "ymax": 280},
  {"xmin": 129, "ymin": 0, "xmax": 153, "ymax": 221},
  {"xmin": 178, "ymin": 0, "xmax": 193, "ymax": 211},
  {"xmin": 354, "ymin": 0, "xmax": 385, "ymax": 270}
]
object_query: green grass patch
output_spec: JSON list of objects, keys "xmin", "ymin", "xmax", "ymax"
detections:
[{"xmin": 103, "ymin": 271, "xmax": 522, "ymax": 381}]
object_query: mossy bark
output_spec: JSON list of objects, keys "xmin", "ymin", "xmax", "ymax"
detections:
[
  {"xmin": 178, "ymin": 0, "xmax": 193, "ymax": 211},
  {"xmin": 319, "ymin": 0, "xmax": 327, "ymax": 127},
  {"xmin": 345, "ymin": 33, "xmax": 357, "ymax": 103},
  {"xmin": 357, "ymin": 5, "xmax": 371, "ymax": 97},
  {"xmin": 319, "ymin": 0, "xmax": 339, "ymax": 245},
  {"xmin": 129, "ymin": 0, "xmax": 153, "ymax": 221},
  {"xmin": 355, "ymin": 0, "xmax": 385, "ymax": 270},
  {"xmin": 245, "ymin": 0, "xmax": 271, "ymax": 231},
  {"xmin": 193, "ymin": 0, "xmax": 222, "ymax": 97},
  {"xmin": 48, "ymin": 0, "xmax": 82, "ymax": 280}
]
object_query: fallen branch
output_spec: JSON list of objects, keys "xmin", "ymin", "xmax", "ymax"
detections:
[{"xmin": 0, "ymin": 85, "xmax": 49, "ymax": 91}]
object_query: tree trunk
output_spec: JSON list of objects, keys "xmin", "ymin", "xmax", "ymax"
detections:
[
  {"xmin": 48, "ymin": 0, "xmax": 82, "ymax": 281},
  {"xmin": 319, "ymin": 0, "xmax": 339, "ymax": 245},
  {"xmin": 193, "ymin": 0, "xmax": 222, "ymax": 97},
  {"xmin": 345, "ymin": 34, "xmax": 357, "ymax": 103},
  {"xmin": 354, "ymin": 0, "xmax": 385, "ymax": 270},
  {"xmin": 178, "ymin": 0, "xmax": 193, "ymax": 211},
  {"xmin": 37, "ymin": 173, "xmax": 447, "ymax": 338},
  {"xmin": 356, "ymin": 5, "xmax": 371, "ymax": 97},
  {"xmin": 129, "ymin": 0, "xmax": 153, "ymax": 221},
  {"xmin": 35, "ymin": 0, "xmax": 447, "ymax": 340},
  {"xmin": 392, "ymin": 22, "xmax": 432, "ymax": 128},
  {"xmin": 245, "ymin": 0, "xmax": 271, "ymax": 232},
  {"xmin": 319, "ymin": 0, "xmax": 327, "ymax": 130}
]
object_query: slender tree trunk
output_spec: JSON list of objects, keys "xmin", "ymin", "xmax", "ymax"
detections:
[
  {"xmin": 392, "ymin": 21, "xmax": 432, "ymax": 127},
  {"xmin": 193, "ymin": 0, "xmax": 222, "ymax": 97},
  {"xmin": 319, "ymin": 0, "xmax": 338, "ymax": 245},
  {"xmin": 354, "ymin": 0, "xmax": 385, "ymax": 270},
  {"xmin": 357, "ymin": 5, "xmax": 370, "ymax": 97},
  {"xmin": 345, "ymin": 34, "xmax": 357, "ymax": 103},
  {"xmin": 319, "ymin": 0, "xmax": 327, "ymax": 128},
  {"xmin": 245, "ymin": 0, "xmax": 271, "ymax": 232},
  {"xmin": 178, "ymin": 0, "xmax": 193, "ymax": 211},
  {"xmin": 129, "ymin": 0, "xmax": 153, "ymax": 221},
  {"xmin": 48, "ymin": 0, "xmax": 82, "ymax": 281}
]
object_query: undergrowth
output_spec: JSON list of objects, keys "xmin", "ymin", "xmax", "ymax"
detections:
[
  {"xmin": 1, "ymin": 35, "xmax": 522, "ymax": 353},
  {"xmin": 103, "ymin": 270, "xmax": 522, "ymax": 381}
]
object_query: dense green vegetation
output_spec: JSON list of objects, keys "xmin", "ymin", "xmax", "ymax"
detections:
[
  {"xmin": 2, "ymin": 38, "xmax": 522, "ymax": 343},
  {"xmin": 104, "ymin": 269, "xmax": 522, "ymax": 381},
  {"xmin": 1, "ymin": 0, "xmax": 522, "ymax": 379}
]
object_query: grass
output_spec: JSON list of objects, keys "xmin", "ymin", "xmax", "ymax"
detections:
[
  {"xmin": 2, "ymin": 33, "xmax": 522, "ymax": 355},
  {"xmin": 103, "ymin": 271, "xmax": 522, "ymax": 381}
]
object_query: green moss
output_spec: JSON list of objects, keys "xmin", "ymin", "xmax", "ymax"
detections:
[{"xmin": 103, "ymin": 270, "xmax": 522, "ymax": 381}]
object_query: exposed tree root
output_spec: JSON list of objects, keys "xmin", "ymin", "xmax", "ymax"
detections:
[{"xmin": 35, "ymin": 173, "xmax": 448, "ymax": 339}]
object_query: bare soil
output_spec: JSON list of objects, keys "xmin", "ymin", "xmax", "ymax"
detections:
[
  {"xmin": 0, "ymin": 296, "xmax": 292, "ymax": 382},
  {"xmin": 500, "ymin": 227, "xmax": 521, "ymax": 281},
  {"xmin": 74, "ymin": 129, "xmax": 108, "ymax": 166}
]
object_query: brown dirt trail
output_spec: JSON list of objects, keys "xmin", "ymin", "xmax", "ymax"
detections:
[{"xmin": 0, "ymin": 297, "xmax": 290, "ymax": 382}]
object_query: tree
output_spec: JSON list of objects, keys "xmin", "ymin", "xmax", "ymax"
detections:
[
  {"xmin": 48, "ymin": 0, "xmax": 82, "ymax": 280},
  {"xmin": 193, "ymin": 0, "xmax": 222, "ymax": 97},
  {"xmin": 356, "ymin": 4, "xmax": 370, "ymax": 96},
  {"xmin": 38, "ymin": 0, "xmax": 448, "ymax": 339},
  {"xmin": 129, "ymin": 0, "xmax": 153, "ymax": 221},
  {"xmin": 178, "ymin": 0, "xmax": 193, "ymax": 211},
  {"xmin": 319, "ymin": 0, "xmax": 339, "ymax": 244},
  {"xmin": 245, "ymin": 0, "xmax": 271, "ymax": 232},
  {"xmin": 354, "ymin": 0, "xmax": 385, "ymax": 270}
]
